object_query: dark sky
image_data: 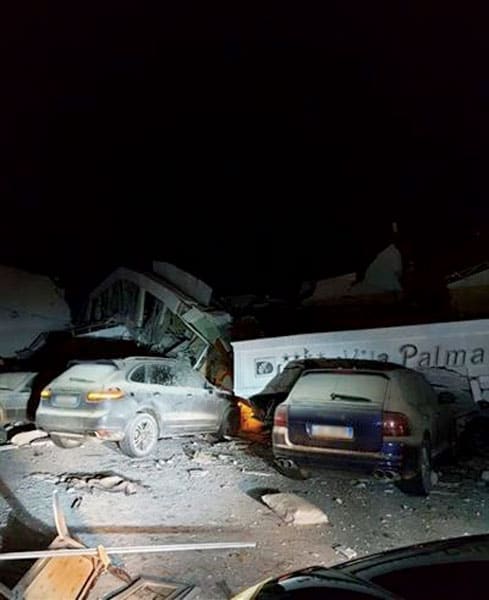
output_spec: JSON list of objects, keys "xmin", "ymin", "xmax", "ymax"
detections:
[{"xmin": 1, "ymin": 3, "xmax": 488, "ymax": 297}]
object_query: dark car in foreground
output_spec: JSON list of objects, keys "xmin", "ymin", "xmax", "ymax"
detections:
[
  {"xmin": 232, "ymin": 534, "xmax": 489, "ymax": 599},
  {"xmin": 36, "ymin": 357, "xmax": 240, "ymax": 457},
  {"xmin": 272, "ymin": 359, "xmax": 479, "ymax": 495}
]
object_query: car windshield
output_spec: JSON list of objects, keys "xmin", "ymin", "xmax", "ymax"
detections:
[{"xmin": 287, "ymin": 372, "xmax": 388, "ymax": 405}]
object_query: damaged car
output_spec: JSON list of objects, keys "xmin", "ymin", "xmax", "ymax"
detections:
[
  {"xmin": 0, "ymin": 371, "xmax": 37, "ymax": 443},
  {"xmin": 36, "ymin": 357, "xmax": 239, "ymax": 457},
  {"xmin": 272, "ymin": 359, "xmax": 478, "ymax": 495}
]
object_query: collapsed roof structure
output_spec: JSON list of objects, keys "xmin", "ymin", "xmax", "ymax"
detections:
[{"xmin": 79, "ymin": 262, "xmax": 233, "ymax": 389}]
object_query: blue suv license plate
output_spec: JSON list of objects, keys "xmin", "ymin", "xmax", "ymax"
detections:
[{"xmin": 310, "ymin": 424, "xmax": 354, "ymax": 440}]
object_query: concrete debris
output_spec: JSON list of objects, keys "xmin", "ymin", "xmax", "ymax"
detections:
[
  {"xmin": 11, "ymin": 429, "xmax": 48, "ymax": 446},
  {"xmin": 261, "ymin": 493, "xmax": 329, "ymax": 526},
  {"xmin": 30, "ymin": 472, "xmax": 59, "ymax": 483},
  {"xmin": 218, "ymin": 454, "xmax": 233, "ymax": 461},
  {"xmin": 60, "ymin": 473, "xmax": 141, "ymax": 495},
  {"xmin": 333, "ymin": 545, "xmax": 358, "ymax": 560},
  {"xmin": 353, "ymin": 481, "xmax": 367, "ymax": 489},
  {"xmin": 155, "ymin": 455, "xmax": 175, "ymax": 468},
  {"xmin": 187, "ymin": 468, "xmax": 209, "ymax": 478},
  {"xmin": 192, "ymin": 450, "xmax": 218, "ymax": 464},
  {"xmin": 222, "ymin": 440, "xmax": 251, "ymax": 451},
  {"xmin": 335, "ymin": 497, "xmax": 343, "ymax": 505},
  {"xmin": 480, "ymin": 470, "xmax": 489, "ymax": 482},
  {"xmin": 0, "ymin": 444, "xmax": 18, "ymax": 452},
  {"xmin": 431, "ymin": 471, "xmax": 439, "ymax": 486},
  {"xmin": 30, "ymin": 437, "xmax": 54, "ymax": 447},
  {"xmin": 241, "ymin": 470, "xmax": 273, "ymax": 477}
]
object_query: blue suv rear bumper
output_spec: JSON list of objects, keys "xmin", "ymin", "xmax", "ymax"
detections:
[{"xmin": 274, "ymin": 441, "xmax": 413, "ymax": 478}]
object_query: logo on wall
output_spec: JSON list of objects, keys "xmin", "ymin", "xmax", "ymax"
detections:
[{"xmin": 255, "ymin": 359, "xmax": 274, "ymax": 376}]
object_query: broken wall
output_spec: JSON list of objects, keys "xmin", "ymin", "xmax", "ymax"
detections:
[{"xmin": 83, "ymin": 266, "xmax": 232, "ymax": 389}]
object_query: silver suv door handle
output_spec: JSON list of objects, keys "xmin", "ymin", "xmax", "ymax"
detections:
[{"xmin": 153, "ymin": 392, "xmax": 161, "ymax": 397}]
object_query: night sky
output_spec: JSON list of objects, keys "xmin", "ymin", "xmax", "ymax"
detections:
[{"xmin": 1, "ymin": 3, "xmax": 488, "ymax": 299}]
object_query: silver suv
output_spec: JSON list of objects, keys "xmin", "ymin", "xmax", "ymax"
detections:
[{"xmin": 36, "ymin": 357, "xmax": 239, "ymax": 457}]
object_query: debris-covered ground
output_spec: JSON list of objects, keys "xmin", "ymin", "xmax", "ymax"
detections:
[{"xmin": 0, "ymin": 434, "xmax": 488, "ymax": 598}]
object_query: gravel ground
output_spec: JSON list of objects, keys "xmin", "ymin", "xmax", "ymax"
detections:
[{"xmin": 0, "ymin": 434, "xmax": 488, "ymax": 598}]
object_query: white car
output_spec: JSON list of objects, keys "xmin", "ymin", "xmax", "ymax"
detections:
[{"xmin": 0, "ymin": 371, "xmax": 37, "ymax": 442}]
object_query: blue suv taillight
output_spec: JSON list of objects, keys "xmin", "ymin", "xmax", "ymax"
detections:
[{"xmin": 383, "ymin": 411, "xmax": 410, "ymax": 437}]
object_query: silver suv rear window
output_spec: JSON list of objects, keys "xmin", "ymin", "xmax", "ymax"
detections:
[
  {"xmin": 55, "ymin": 364, "xmax": 117, "ymax": 384},
  {"xmin": 288, "ymin": 371, "xmax": 388, "ymax": 405}
]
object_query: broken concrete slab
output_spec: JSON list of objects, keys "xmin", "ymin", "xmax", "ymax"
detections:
[
  {"xmin": 30, "ymin": 437, "xmax": 54, "ymax": 447},
  {"xmin": 261, "ymin": 493, "xmax": 329, "ymax": 526},
  {"xmin": 241, "ymin": 470, "xmax": 273, "ymax": 477},
  {"xmin": 333, "ymin": 545, "xmax": 358, "ymax": 560},
  {"xmin": 11, "ymin": 429, "xmax": 48, "ymax": 446},
  {"xmin": 61, "ymin": 473, "xmax": 142, "ymax": 495},
  {"xmin": 192, "ymin": 450, "xmax": 218, "ymax": 464}
]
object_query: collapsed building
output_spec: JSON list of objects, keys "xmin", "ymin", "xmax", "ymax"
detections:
[{"xmin": 79, "ymin": 262, "xmax": 233, "ymax": 390}]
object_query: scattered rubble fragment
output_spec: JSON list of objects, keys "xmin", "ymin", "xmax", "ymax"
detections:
[
  {"xmin": 261, "ymin": 492, "xmax": 329, "ymax": 525},
  {"xmin": 11, "ymin": 429, "xmax": 48, "ymax": 446},
  {"xmin": 30, "ymin": 437, "xmax": 54, "ymax": 448},
  {"xmin": 59, "ymin": 473, "xmax": 143, "ymax": 495},
  {"xmin": 353, "ymin": 481, "xmax": 367, "ymax": 489},
  {"xmin": 431, "ymin": 471, "xmax": 439, "ymax": 486},
  {"xmin": 333, "ymin": 544, "xmax": 358, "ymax": 560},
  {"xmin": 481, "ymin": 470, "xmax": 489, "ymax": 483},
  {"xmin": 192, "ymin": 450, "xmax": 218, "ymax": 464},
  {"xmin": 187, "ymin": 468, "xmax": 209, "ymax": 478},
  {"xmin": 241, "ymin": 470, "xmax": 273, "ymax": 477},
  {"xmin": 155, "ymin": 455, "xmax": 175, "ymax": 468},
  {"xmin": 30, "ymin": 472, "xmax": 60, "ymax": 483}
]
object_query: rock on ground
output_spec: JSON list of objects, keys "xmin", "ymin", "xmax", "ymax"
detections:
[
  {"xmin": 11, "ymin": 430, "xmax": 48, "ymax": 446},
  {"xmin": 262, "ymin": 493, "xmax": 329, "ymax": 526}
]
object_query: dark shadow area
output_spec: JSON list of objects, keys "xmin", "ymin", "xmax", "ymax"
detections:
[
  {"xmin": 0, "ymin": 477, "xmax": 54, "ymax": 589},
  {"xmin": 242, "ymin": 435, "xmax": 310, "ymax": 480},
  {"xmin": 5, "ymin": 423, "xmax": 36, "ymax": 442}
]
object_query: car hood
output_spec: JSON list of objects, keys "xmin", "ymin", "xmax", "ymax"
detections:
[{"xmin": 232, "ymin": 534, "xmax": 489, "ymax": 599}]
